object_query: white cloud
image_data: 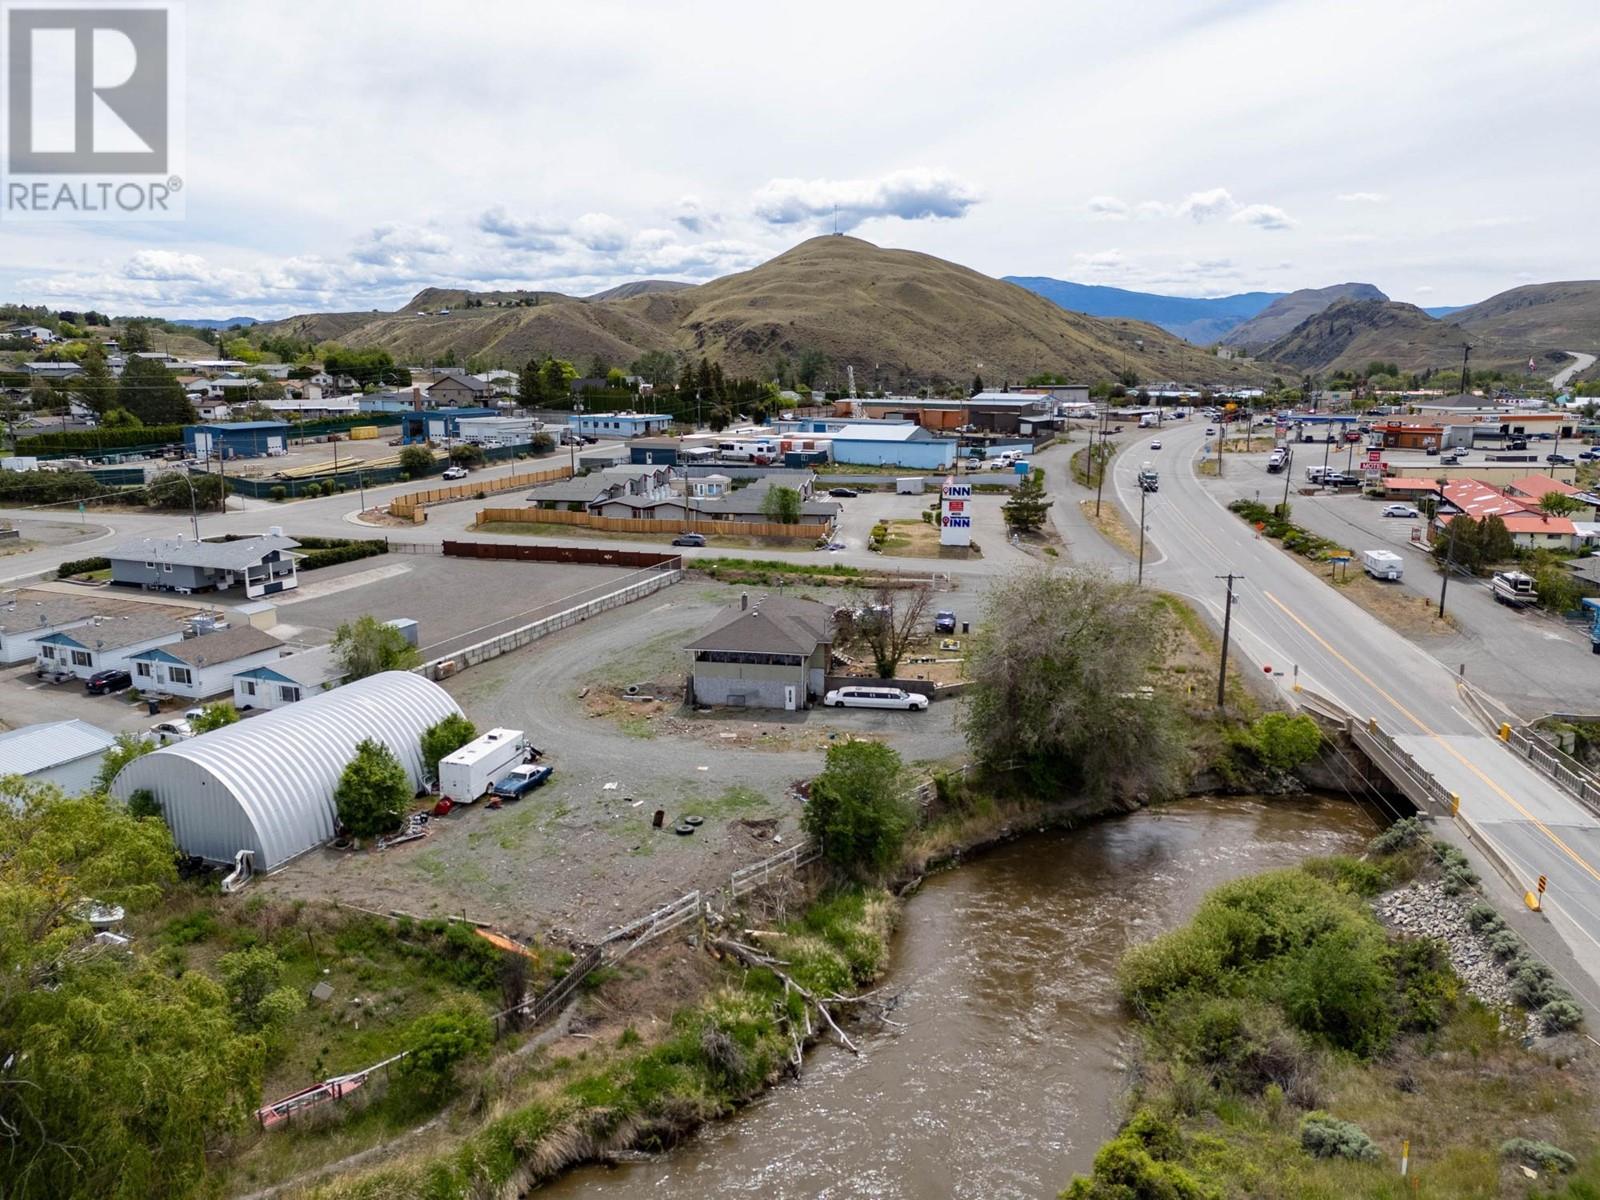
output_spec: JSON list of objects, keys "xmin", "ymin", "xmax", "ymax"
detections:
[
  {"xmin": 1177, "ymin": 187, "xmax": 1238, "ymax": 222},
  {"xmin": 572, "ymin": 213, "xmax": 630, "ymax": 252},
  {"xmin": 477, "ymin": 205, "xmax": 566, "ymax": 249},
  {"xmin": 1085, "ymin": 195, "xmax": 1130, "ymax": 220},
  {"xmin": 1415, "ymin": 284, "xmax": 1435, "ymax": 294},
  {"xmin": 673, "ymin": 195, "xmax": 720, "ymax": 234},
  {"xmin": 1338, "ymin": 192, "xmax": 1387, "ymax": 203},
  {"xmin": 752, "ymin": 168, "xmax": 979, "ymax": 231},
  {"xmin": 1231, "ymin": 204, "xmax": 1295, "ymax": 231}
]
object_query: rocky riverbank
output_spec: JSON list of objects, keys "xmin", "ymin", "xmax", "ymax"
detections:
[{"xmin": 1375, "ymin": 878, "xmax": 1524, "ymax": 1025}]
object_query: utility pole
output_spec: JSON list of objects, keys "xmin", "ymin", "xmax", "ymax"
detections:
[
  {"xmin": 1216, "ymin": 573, "xmax": 1242, "ymax": 708},
  {"xmin": 1436, "ymin": 477, "xmax": 1454, "ymax": 619},
  {"xmin": 1280, "ymin": 449, "xmax": 1293, "ymax": 515},
  {"xmin": 1459, "ymin": 341, "xmax": 1471, "ymax": 400},
  {"xmin": 215, "ymin": 442, "xmax": 226, "ymax": 513},
  {"xmin": 1217, "ymin": 410, "xmax": 1225, "ymax": 477},
  {"xmin": 1137, "ymin": 483, "xmax": 1148, "ymax": 586},
  {"xmin": 1095, "ymin": 408, "xmax": 1110, "ymax": 517}
]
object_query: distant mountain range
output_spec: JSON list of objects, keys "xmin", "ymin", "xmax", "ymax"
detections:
[
  {"xmin": 168, "ymin": 316, "xmax": 259, "ymax": 330},
  {"xmin": 1006, "ymin": 278, "xmax": 1475, "ymax": 344}
]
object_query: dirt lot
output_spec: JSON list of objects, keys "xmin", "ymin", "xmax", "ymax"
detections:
[{"xmin": 255, "ymin": 578, "xmax": 966, "ymax": 945}]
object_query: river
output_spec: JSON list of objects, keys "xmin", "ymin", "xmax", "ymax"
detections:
[{"xmin": 538, "ymin": 795, "xmax": 1377, "ymax": 1199}]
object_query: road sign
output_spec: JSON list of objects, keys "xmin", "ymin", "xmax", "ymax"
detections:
[{"xmin": 1539, "ymin": 874, "xmax": 1548, "ymax": 895}]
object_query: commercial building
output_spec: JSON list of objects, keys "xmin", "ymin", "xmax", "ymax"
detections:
[
  {"xmin": 127, "ymin": 625, "xmax": 284, "ymax": 700},
  {"xmin": 685, "ymin": 594, "xmax": 832, "ymax": 710},
  {"xmin": 568, "ymin": 411, "xmax": 674, "ymax": 439},
  {"xmin": 110, "ymin": 671, "xmax": 463, "ymax": 870},
  {"xmin": 0, "ymin": 720, "xmax": 117, "ymax": 796},
  {"xmin": 184, "ymin": 421, "xmax": 293, "ymax": 459},
  {"xmin": 400, "ymin": 407, "xmax": 497, "ymax": 443},
  {"xmin": 106, "ymin": 532, "xmax": 300, "ymax": 598},
  {"xmin": 829, "ymin": 423, "xmax": 956, "ymax": 469}
]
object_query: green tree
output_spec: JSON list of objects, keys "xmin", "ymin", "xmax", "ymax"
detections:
[
  {"xmin": 420, "ymin": 713, "xmax": 477, "ymax": 777},
  {"xmin": 118, "ymin": 356, "xmax": 192, "ymax": 425},
  {"xmin": 1001, "ymin": 469, "xmax": 1054, "ymax": 533},
  {"xmin": 519, "ymin": 356, "xmax": 543, "ymax": 406},
  {"xmin": 795, "ymin": 347, "xmax": 828, "ymax": 389},
  {"xmin": 1434, "ymin": 515, "xmax": 1482, "ymax": 572},
  {"xmin": 1477, "ymin": 514, "xmax": 1515, "ymax": 565},
  {"xmin": 802, "ymin": 740, "xmax": 914, "ymax": 875},
  {"xmin": 630, "ymin": 350, "xmax": 678, "ymax": 391},
  {"xmin": 1533, "ymin": 563, "xmax": 1581, "ymax": 614},
  {"xmin": 335, "ymin": 737, "xmax": 410, "ymax": 836},
  {"xmin": 397, "ymin": 1008, "xmax": 493, "ymax": 1098},
  {"xmin": 96, "ymin": 730, "xmax": 155, "ymax": 792},
  {"xmin": 332, "ymin": 614, "xmax": 420, "ymax": 681},
  {"xmin": 970, "ymin": 374, "xmax": 984, "ymax": 397},
  {"xmin": 146, "ymin": 469, "xmax": 225, "ymax": 511},
  {"xmin": 448, "ymin": 442, "xmax": 485, "ymax": 467},
  {"xmin": 1539, "ymin": 492, "xmax": 1581, "ymax": 517},
  {"xmin": 1245, "ymin": 713, "xmax": 1323, "ymax": 772},
  {"xmin": 99, "ymin": 406, "xmax": 143, "ymax": 429},
  {"xmin": 74, "ymin": 345, "xmax": 117, "ymax": 414},
  {"xmin": 217, "ymin": 945, "xmax": 304, "ymax": 1032},
  {"xmin": 541, "ymin": 356, "xmax": 575, "ymax": 404},
  {"xmin": 398, "ymin": 443, "xmax": 436, "ymax": 476},
  {"xmin": 190, "ymin": 701, "xmax": 239, "ymax": 733},
  {"xmin": 120, "ymin": 319, "xmax": 152, "ymax": 352},
  {"xmin": 962, "ymin": 567, "xmax": 1187, "ymax": 800},
  {"xmin": 760, "ymin": 485, "xmax": 804, "ymax": 524}
]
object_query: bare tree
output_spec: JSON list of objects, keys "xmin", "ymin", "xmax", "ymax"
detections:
[{"xmin": 860, "ymin": 584, "xmax": 933, "ymax": 679}]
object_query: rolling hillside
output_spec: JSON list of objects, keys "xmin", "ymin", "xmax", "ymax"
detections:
[
  {"xmin": 1003, "ymin": 277, "xmax": 1282, "ymax": 343},
  {"xmin": 253, "ymin": 236, "xmax": 1269, "ymax": 388},
  {"xmin": 1452, "ymin": 281, "xmax": 1600, "ymax": 350},
  {"xmin": 1258, "ymin": 299, "xmax": 1526, "ymax": 374},
  {"xmin": 1220, "ymin": 283, "xmax": 1388, "ymax": 348}
]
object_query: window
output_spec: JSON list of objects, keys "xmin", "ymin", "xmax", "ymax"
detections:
[
  {"xmin": 135, "ymin": 662, "xmax": 151, "ymax": 677},
  {"xmin": 168, "ymin": 666, "xmax": 192, "ymax": 685},
  {"xmin": 240, "ymin": 680, "xmax": 256, "ymax": 696},
  {"xmin": 39, "ymin": 645, "xmax": 54, "ymax": 660},
  {"xmin": 162, "ymin": 562, "xmax": 173, "ymax": 572},
  {"xmin": 278, "ymin": 685, "xmax": 300, "ymax": 703},
  {"xmin": 145, "ymin": 561, "xmax": 157, "ymax": 569},
  {"xmin": 71, "ymin": 650, "xmax": 92, "ymax": 667}
]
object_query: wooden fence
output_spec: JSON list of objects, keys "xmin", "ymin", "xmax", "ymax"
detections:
[
  {"xmin": 388, "ymin": 464, "xmax": 573, "ymax": 522},
  {"xmin": 477, "ymin": 505, "xmax": 832, "ymax": 541},
  {"xmin": 442, "ymin": 540, "xmax": 681, "ymax": 570}
]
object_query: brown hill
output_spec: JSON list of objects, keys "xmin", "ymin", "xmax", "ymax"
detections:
[
  {"xmin": 1259, "ymin": 299, "xmax": 1525, "ymax": 374},
  {"xmin": 1220, "ymin": 283, "xmax": 1387, "ymax": 348},
  {"xmin": 585, "ymin": 280, "xmax": 695, "ymax": 302},
  {"xmin": 1452, "ymin": 281, "xmax": 1600, "ymax": 350},
  {"xmin": 254, "ymin": 236, "xmax": 1266, "ymax": 389}
]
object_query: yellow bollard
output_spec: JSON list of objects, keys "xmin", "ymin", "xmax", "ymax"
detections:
[
  {"xmin": 1525, "ymin": 890, "xmax": 1542, "ymax": 912},
  {"xmin": 1499, "ymin": 722, "xmax": 1512, "ymax": 741},
  {"xmin": 1450, "ymin": 793, "xmax": 1460, "ymax": 817}
]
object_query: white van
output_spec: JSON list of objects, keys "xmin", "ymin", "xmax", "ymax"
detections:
[{"xmin": 823, "ymin": 686, "xmax": 929, "ymax": 711}]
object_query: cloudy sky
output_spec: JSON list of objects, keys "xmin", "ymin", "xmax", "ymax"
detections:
[{"xmin": 5, "ymin": 0, "xmax": 1597, "ymax": 318}]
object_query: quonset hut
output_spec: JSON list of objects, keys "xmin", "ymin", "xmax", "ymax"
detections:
[{"xmin": 111, "ymin": 671, "xmax": 462, "ymax": 870}]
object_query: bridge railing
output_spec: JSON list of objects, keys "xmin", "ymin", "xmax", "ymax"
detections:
[{"xmin": 1504, "ymin": 727, "xmax": 1600, "ymax": 819}]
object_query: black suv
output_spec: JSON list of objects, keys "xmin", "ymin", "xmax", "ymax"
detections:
[{"xmin": 85, "ymin": 668, "xmax": 132, "ymax": 695}]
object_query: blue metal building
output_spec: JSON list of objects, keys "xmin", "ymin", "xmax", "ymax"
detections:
[
  {"xmin": 184, "ymin": 421, "xmax": 293, "ymax": 459},
  {"xmin": 400, "ymin": 407, "xmax": 497, "ymax": 443}
]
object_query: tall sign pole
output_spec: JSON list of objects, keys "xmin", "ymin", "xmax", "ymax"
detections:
[{"xmin": 1216, "ymin": 573, "xmax": 1242, "ymax": 708}]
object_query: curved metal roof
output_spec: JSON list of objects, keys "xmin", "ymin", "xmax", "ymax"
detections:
[{"xmin": 112, "ymin": 671, "xmax": 462, "ymax": 870}]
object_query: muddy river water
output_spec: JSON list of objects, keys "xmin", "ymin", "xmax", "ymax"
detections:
[{"xmin": 539, "ymin": 795, "xmax": 1376, "ymax": 1199}]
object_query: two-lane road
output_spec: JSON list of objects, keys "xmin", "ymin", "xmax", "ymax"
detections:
[{"xmin": 1105, "ymin": 420, "xmax": 1600, "ymax": 1009}]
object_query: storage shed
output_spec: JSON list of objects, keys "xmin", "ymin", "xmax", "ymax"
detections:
[{"xmin": 110, "ymin": 671, "xmax": 462, "ymax": 870}]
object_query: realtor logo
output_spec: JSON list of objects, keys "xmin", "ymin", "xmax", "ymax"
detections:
[{"xmin": 2, "ymin": 1, "xmax": 185, "ymax": 219}]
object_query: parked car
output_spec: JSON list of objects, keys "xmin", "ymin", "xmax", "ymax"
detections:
[
  {"xmin": 35, "ymin": 664, "xmax": 73, "ymax": 684},
  {"xmin": 1579, "ymin": 449, "xmax": 1600, "ymax": 461},
  {"xmin": 934, "ymin": 609, "xmax": 957, "ymax": 634},
  {"xmin": 671, "ymin": 532, "xmax": 706, "ymax": 547},
  {"xmin": 1506, "ymin": 437, "xmax": 1528, "ymax": 450},
  {"xmin": 85, "ymin": 669, "xmax": 132, "ymax": 695},
  {"xmin": 442, "ymin": 465, "xmax": 468, "ymax": 480},
  {"xmin": 491, "ymin": 763, "xmax": 554, "ymax": 800},
  {"xmin": 824, "ymin": 685, "xmax": 930, "ymax": 711},
  {"xmin": 828, "ymin": 487, "xmax": 859, "ymax": 498},
  {"xmin": 150, "ymin": 719, "xmax": 193, "ymax": 744},
  {"xmin": 1547, "ymin": 453, "xmax": 1574, "ymax": 464},
  {"xmin": 1382, "ymin": 503, "xmax": 1420, "ymax": 518},
  {"xmin": 1149, "ymin": 440, "xmax": 1162, "ymax": 450},
  {"xmin": 1205, "ymin": 427, "xmax": 1216, "ymax": 436}
]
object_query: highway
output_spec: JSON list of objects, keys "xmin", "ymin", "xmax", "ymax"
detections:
[{"xmin": 1109, "ymin": 418, "xmax": 1600, "ymax": 1010}]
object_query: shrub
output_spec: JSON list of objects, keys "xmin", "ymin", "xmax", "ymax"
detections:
[
  {"xmin": 1511, "ymin": 963, "xmax": 1557, "ymax": 1008},
  {"xmin": 1244, "ymin": 713, "xmax": 1323, "ymax": 772},
  {"xmin": 1368, "ymin": 817, "xmax": 1424, "ymax": 855},
  {"xmin": 295, "ymin": 537, "xmax": 387, "ymax": 571},
  {"xmin": 1062, "ymin": 1109, "xmax": 1215, "ymax": 1200},
  {"xmin": 1299, "ymin": 1112, "xmax": 1380, "ymax": 1162},
  {"xmin": 398, "ymin": 1008, "xmax": 493, "ymax": 1098},
  {"xmin": 1465, "ymin": 902, "xmax": 1503, "ymax": 934},
  {"xmin": 302, "ymin": 483, "xmax": 322, "ymax": 499},
  {"xmin": 398, "ymin": 444, "xmax": 435, "ymax": 477},
  {"xmin": 334, "ymin": 738, "xmax": 409, "ymax": 837},
  {"xmin": 802, "ymin": 741, "xmax": 913, "ymax": 876},
  {"xmin": 1501, "ymin": 1138, "xmax": 1577, "ymax": 1174},
  {"xmin": 1540, "ymin": 998, "xmax": 1584, "ymax": 1034},
  {"xmin": 57, "ymin": 555, "xmax": 110, "ymax": 578},
  {"xmin": 270, "ymin": 485, "xmax": 287, "ymax": 502},
  {"xmin": 420, "ymin": 713, "xmax": 477, "ymax": 777},
  {"xmin": 126, "ymin": 788, "xmax": 161, "ymax": 820},
  {"xmin": 1488, "ymin": 929, "xmax": 1524, "ymax": 961},
  {"xmin": 1441, "ymin": 862, "xmax": 1479, "ymax": 895}
]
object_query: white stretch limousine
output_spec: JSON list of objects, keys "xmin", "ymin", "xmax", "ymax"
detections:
[{"xmin": 823, "ymin": 685, "xmax": 929, "ymax": 711}]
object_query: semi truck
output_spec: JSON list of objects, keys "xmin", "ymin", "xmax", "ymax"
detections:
[
  {"xmin": 1361, "ymin": 549, "xmax": 1404, "ymax": 581},
  {"xmin": 438, "ymin": 728, "xmax": 528, "ymax": 804}
]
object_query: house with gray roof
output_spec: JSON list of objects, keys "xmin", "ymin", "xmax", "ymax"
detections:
[
  {"xmin": 232, "ymin": 644, "xmax": 344, "ymax": 711},
  {"xmin": 0, "ymin": 720, "xmax": 117, "ymax": 797},
  {"xmin": 684, "ymin": 593, "xmax": 832, "ymax": 710},
  {"xmin": 106, "ymin": 532, "xmax": 300, "ymax": 598},
  {"xmin": 127, "ymin": 625, "xmax": 284, "ymax": 700},
  {"xmin": 34, "ymin": 607, "xmax": 194, "ymax": 679}
]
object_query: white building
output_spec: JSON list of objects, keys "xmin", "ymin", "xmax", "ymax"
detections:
[
  {"xmin": 127, "ymin": 625, "xmax": 284, "ymax": 699},
  {"xmin": 0, "ymin": 720, "xmax": 117, "ymax": 796},
  {"xmin": 232, "ymin": 644, "xmax": 344, "ymax": 710}
]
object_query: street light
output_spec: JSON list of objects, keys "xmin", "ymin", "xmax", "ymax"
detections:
[{"xmin": 1137, "ymin": 483, "xmax": 1148, "ymax": 586}]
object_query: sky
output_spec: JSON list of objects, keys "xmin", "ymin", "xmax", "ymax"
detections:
[{"xmin": 4, "ymin": 0, "xmax": 1598, "ymax": 319}]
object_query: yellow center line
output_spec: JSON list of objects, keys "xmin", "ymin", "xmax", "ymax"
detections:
[{"xmin": 1263, "ymin": 589, "xmax": 1600, "ymax": 887}]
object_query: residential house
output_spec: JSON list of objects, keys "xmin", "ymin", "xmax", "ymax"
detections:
[
  {"xmin": 34, "ymin": 607, "xmax": 192, "ymax": 679},
  {"xmin": 106, "ymin": 532, "xmax": 300, "ymax": 598},
  {"xmin": 0, "ymin": 589, "xmax": 127, "ymax": 664},
  {"xmin": 6, "ymin": 324, "xmax": 58, "ymax": 344},
  {"xmin": 427, "ymin": 373, "xmax": 492, "ymax": 407},
  {"xmin": 24, "ymin": 361, "xmax": 82, "ymax": 380},
  {"xmin": 232, "ymin": 644, "xmax": 344, "ymax": 711},
  {"xmin": 684, "ymin": 594, "xmax": 833, "ymax": 710},
  {"xmin": 190, "ymin": 398, "xmax": 234, "ymax": 422},
  {"xmin": 127, "ymin": 626, "xmax": 284, "ymax": 700},
  {"xmin": 0, "ymin": 720, "xmax": 117, "ymax": 796}
]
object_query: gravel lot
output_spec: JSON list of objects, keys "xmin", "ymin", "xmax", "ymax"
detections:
[{"xmin": 257, "ymin": 576, "xmax": 968, "ymax": 945}]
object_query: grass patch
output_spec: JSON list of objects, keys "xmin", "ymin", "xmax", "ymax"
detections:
[
  {"xmin": 1078, "ymin": 498, "xmax": 1140, "ymax": 557},
  {"xmin": 876, "ymin": 518, "xmax": 971, "ymax": 559}
]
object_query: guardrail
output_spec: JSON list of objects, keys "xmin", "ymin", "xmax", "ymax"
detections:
[
  {"xmin": 730, "ymin": 839, "xmax": 821, "ymax": 897},
  {"xmin": 1505, "ymin": 727, "xmax": 1600, "ymax": 819}
]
